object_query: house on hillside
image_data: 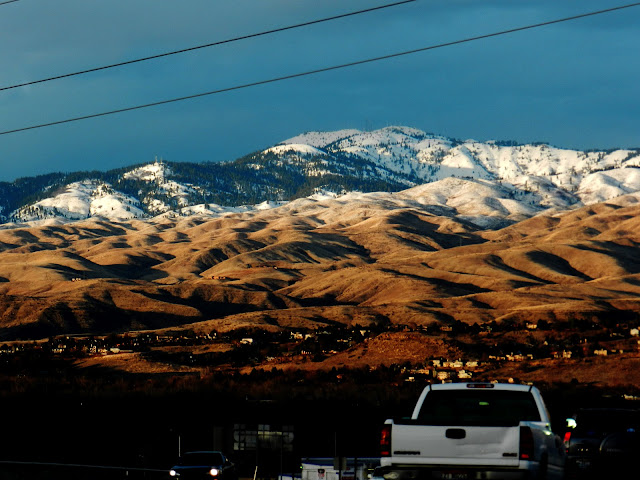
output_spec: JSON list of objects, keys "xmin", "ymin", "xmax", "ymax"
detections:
[{"xmin": 443, "ymin": 360, "xmax": 464, "ymax": 369}]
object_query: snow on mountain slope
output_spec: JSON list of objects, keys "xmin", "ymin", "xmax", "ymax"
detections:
[
  {"xmin": 578, "ymin": 168, "xmax": 640, "ymax": 204},
  {"xmin": 282, "ymin": 129, "xmax": 360, "ymax": 148},
  {"xmin": 11, "ymin": 181, "xmax": 143, "ymax": 223},
  {"xmin": 401, "ymin": 178, "xmax": 544, "ymax": 225},
  {"xmin": 175, "ymin": 200, "xmax": 285, "ymax": 218},
  {"xmin": 323, "ymin": 127, "xmax": 451, "ymax": 180},
  {"xmin": 123, "ymin": 161, "xmax": 167, "ymax": 183},
  {"xmin": 267, "ymin": 177, "xmax": 545, "ymax": 230},
  {"xmin": 265, "ymin": 144, "xmax": 326, "ymax": 156},
  {"xmin": 283, "ymin": 126, "xmax": 640, "ymax": 208},
  {"xmin": 124, "ymin": 160, "xmax": 207, "ymax": 212}
]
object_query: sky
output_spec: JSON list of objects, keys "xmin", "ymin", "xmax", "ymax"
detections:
[{"xmin": 0, "ymin": 0, "xmax": 639, "ymax": 182}]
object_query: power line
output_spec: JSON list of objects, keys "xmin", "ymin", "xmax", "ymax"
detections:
[
  {"xmin": 0, "ymin": 0, "xmax": 20, "ymax": 6},
  {"xmin": 1, "ymin": 1, "xmax": 639, "ymax": 137},
  {"xmin": 0, "ymin": 0, "xmax": 416, "ymax": 92}
]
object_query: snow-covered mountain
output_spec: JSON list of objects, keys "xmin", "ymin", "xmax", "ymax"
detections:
[
  {"xmin": 1, "ymin": 126, "xmax": 639, "ymax": 227},
  {"xmin": 281, "ymin": 126, "xmax": 640, "ymax": 203},
  {"xmin": 11, "ymin": 180, "xmax": 144, "ymax": 223}
]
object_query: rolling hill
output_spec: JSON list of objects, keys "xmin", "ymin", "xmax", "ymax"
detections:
[{"xmin": 1, "ymin": 182, "xmax": 640, "ymax": 341}]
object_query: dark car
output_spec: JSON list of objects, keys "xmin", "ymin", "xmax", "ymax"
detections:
[
  {"xmin": 564, "ymin": 408, "xmax": 640, "ymax": 478},
  {"xmin": 169, "ymin": 451, "xmax": 237, "ymax": 479}
]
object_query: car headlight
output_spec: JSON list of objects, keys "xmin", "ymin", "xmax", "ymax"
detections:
[
  {"xmin": 170, "ymin": 469, "xmax": 178, "ymax": 476},
  {"xmin": 209, "ymin": 468, "xmax": 220, "ymax": 476}
]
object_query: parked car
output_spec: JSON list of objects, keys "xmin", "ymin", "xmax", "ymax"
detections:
[
  {"xmin": 564, "ymin": 408, "xmax": 640, "ymax": 478},
  {"xmin": 169, "ymin": 451, "xmax": 237, "ymax": 479}
]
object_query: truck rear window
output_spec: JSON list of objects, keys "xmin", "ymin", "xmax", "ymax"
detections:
[{"xmin": 416, "ymin": 390, "xmax": 541, "ymax": 426}]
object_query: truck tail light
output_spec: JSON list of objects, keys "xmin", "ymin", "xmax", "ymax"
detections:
[
  {"xmin": 519, "ymin": 426, "xmax": 534, "ymax": 460},
  {"xmin": 563, "ymin": 431, "xmax": 571, "ymax": 453},
  {"xmin": 380, "ymin": 424, "xmax": 391, "ymax": 457}
]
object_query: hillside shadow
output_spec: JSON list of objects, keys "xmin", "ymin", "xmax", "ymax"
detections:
[
  {"xmin": 96, "ymin": 253, "xmax": 173, "ymax": 279},
  {"xmin": 384, "ymin": 210, "xmax": 484, "ymax": 249},
  {"xmin": 485, "ymin": 254, "xmax": 551, "ymax": 284},
  {"xmin": 297, "ymin": 294, "xmax": 358, "ymax": 307},
  {"xmin": 11, "ymin": 243, "xmax": 57, "ymax": 253},
  {"xmin": 168, "ymin": 232, "xmax": 190, "ymax": 243},
  {"xmin": 136, "ymin": 234, "xmax": 164, "ymax": 247},
  {"xmin": 129, "ymin": 287, "xmax": 294, "ymax": 320},
  {"xmin": 0, "ymin": 241, "xmax": 18, "ymax": 252},
  {"xmin": 41, "ymin": 250, "xmax": 173, "ymax": 280},
  {"xmin": 381, "ymin": 268, "xmax": 491, "ymax": 296},
  {"xmin": 526, "ymin": 250, "xmax": 592, "ymax": 281},
  {"xmin": 307, "ymin": 233, "xmax": 374, "ymax": 262},
  {"xmin": 388, "ymin": 232, "xmax": 438, "ymax": 252},
  {"xmin": 574, "ymin": 241, "xmax": 640, "ymax": 274},
  {"xmin": 8, "ymin": 230, "xmax": 41, "ymax": 243},
  {"xmin": 622, "ymin": 277, "xmax": 640, "ymax": 287}
]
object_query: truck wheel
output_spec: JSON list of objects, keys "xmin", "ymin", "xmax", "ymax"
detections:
[{"xmin": 537, "ymin": 456, "xmax": 548, "ymax": 480}]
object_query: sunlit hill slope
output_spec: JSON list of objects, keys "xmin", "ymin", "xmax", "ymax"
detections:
[{"xmin": 1, "ymin": 185, "xmax": 640, "ymax": 341}]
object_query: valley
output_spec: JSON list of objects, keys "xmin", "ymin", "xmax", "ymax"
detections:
[{"xmin": 1, "ymin": 184, "xmax": 639, "ymax": 392}]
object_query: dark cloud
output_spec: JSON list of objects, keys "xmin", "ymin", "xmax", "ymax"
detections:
[{"xmin": 0, "ymin": 0, "xmax": 638, "ymax": 181}]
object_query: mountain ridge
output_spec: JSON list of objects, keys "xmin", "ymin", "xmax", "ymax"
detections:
[{"xmin": 2, "ymin": 126, "xmax": 640, "ymax": 226}]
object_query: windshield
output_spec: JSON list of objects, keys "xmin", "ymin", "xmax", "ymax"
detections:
[
  {"xmin": 179, "ymin": 452, "xmax": 224, "ymax": 466},
  {"xmin": 417, "ymin": 390, "xmax": 541, "ymax": 426}
]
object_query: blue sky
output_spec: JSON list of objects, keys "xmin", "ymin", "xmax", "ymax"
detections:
[{"xmin": 0, "ymin": 0, "xmax": 638, "ymax": 182}]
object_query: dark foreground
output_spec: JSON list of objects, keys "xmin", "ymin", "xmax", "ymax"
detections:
[{"xmin": 0, "ymin": 373, "xmax": 638, "ymax": 480}]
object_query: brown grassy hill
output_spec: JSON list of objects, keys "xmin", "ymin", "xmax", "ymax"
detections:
[{"xmin": 1, "ymin": 195, "xmax": 640, "ymax": 340}]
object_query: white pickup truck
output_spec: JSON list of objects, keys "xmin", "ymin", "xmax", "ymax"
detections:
[{"xmin": 379, "ymin": 383, "xmax": 565, "ymax": 480}]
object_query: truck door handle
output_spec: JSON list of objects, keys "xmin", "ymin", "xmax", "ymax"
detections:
[{"xmin": 446, "ymin": 428, "xmax": 466, "ymax": 439}]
